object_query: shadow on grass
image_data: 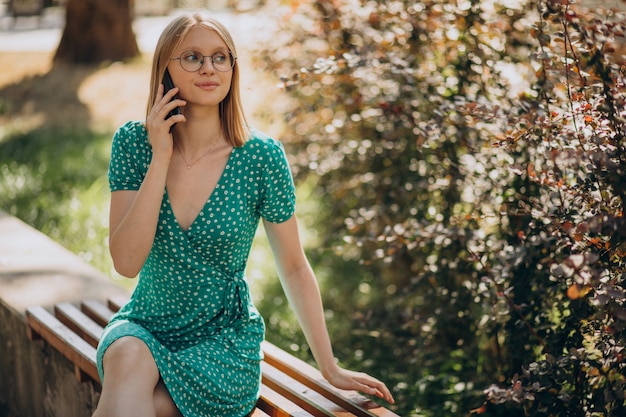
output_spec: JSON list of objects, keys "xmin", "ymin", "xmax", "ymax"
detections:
[{"xmin": 0, "ymin": 61, "xmax": 98, "ymax": 133}]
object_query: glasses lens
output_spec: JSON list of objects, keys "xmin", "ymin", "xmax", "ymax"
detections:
[
  {"xmin": 212, "ymin": 51, "xmax": 232, "ymax": 72},
  {"xmin": 180, "ymin": 51, "xmax": 202, "ymax": 72}
]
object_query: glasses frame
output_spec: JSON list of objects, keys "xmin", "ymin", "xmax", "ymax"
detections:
[{"xmin": 171, "ymin": 50, "xmax": 236, "ymax": 73}]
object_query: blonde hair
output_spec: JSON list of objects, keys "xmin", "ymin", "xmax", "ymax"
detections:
[{"xmin": 146, "ymin": 13, "xmax": 249, "ymax": 147}]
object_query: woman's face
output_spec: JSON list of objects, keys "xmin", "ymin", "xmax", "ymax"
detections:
[{"xmin": 167, "ymin": 25, "xmax": 233, "ymax": 109}]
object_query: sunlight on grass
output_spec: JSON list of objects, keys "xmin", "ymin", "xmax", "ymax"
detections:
[{"xmin": 0, "ymin": 126, "xmax": 113, "ymax": 274}]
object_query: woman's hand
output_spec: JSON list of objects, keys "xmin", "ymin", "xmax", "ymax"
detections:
[
  {"xmin": 324, "ymin": 365, "xmax": 395, "ymax": 404},
  {"xmin": 145, "ymin": 84, "xmax": 186, "ymax": 159}
]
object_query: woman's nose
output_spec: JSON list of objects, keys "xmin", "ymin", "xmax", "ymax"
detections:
[{"xmin": 199, "ymin": 58, "xmax": 216, "ymax": 74}]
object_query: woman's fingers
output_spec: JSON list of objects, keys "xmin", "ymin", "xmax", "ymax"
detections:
[
  {"xmin": 145, "ymin": 85, "xmax": 186, "ymax": 158},
  {"xmin": 355, "ymin": 374, "xmax": 395, "ymax": 403},
  {"xmin": 327, "ymin": 368, "xmax": 395, "ymax": 404},
  {"xmin": 147, "ymin": 85, "xmax": 186, "ymax": 135},
  {"xmin": 157, "ymin": 86, "xmax": 186, "ymax": 119}
]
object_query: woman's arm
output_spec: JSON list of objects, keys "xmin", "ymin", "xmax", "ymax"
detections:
[
  {"xmin": 109, "ymin": 86, "xmax": 184, "ymax": 277},
  {"xmin": 263, "ymin": 216, "xmax": 395, "ymax": 404},
  {"xmin": 108, "ymin": 154, "xmax": 170, "ymax": 277}
]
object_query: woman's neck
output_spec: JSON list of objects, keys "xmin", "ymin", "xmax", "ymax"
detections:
[{"xmin": 173, "ymin": 106, "xmax": 225, "ymax": 152}]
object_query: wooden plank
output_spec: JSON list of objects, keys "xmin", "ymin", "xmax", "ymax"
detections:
[
  {"xmin": 81, "ymin": 299, "xmax": 115, "ymax": 327},
  {"xmin": 54, "ymin": 302, "xmax": 104, "ymax": 348},
  {"xmin": 257, "ymin": 385, "xmax": 315, "ymax": 417},
  {"xmin": 262, "ymin": 342, "xmax": 399, "ymax": 417},
  {"xmin": 250, "ymin": 408, "xmax": 272, "ymax": 417},
  {"xmin": 107, "ymin": 295, "xmax": 128, "ymax": 312},
  {"xmin": 26, "ymin": 325, "xmax": 42, "ymax": 341},
  {"xmin": 25, "ymin": 306, "xmax": 100, "ymax": 383},
  {"xmin": 262, "ymin": 362, "xmax": 349, "ymax": 417}
]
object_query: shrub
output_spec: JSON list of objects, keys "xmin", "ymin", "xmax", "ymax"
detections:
[{"xmin": 255, "ymin": 0, "xmax": 625, "ymax": 415}]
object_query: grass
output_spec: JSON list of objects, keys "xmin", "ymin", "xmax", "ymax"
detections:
[
  {"xmin": 0, "ymin": 126, "xmax": 111, "ymax": 265},
  {"xmin": 0, "ymin": 51, "xmax": 155, "ymax": 286}
]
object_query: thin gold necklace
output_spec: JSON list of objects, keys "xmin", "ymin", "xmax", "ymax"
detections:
[{"xmin": 176, "ymin": 145, "xmax": 213, "ymax": 169}]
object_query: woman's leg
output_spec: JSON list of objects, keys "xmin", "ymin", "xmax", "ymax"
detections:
[
  {"xmin": 154, "ymin": 380, "xmax": 183, "ymax": 417},
  {"xmin": 92, "ymin": 336, "xmax": 181, "ymax": 417}
]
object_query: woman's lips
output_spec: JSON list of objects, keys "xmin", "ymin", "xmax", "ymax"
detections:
[{"xmin": 196, "ymin": 81, "xmax": 219, "ymax": 90}]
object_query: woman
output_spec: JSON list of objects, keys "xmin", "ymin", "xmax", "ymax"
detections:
[{"xmin": 94, "ymin": 13, "xmax": 394, "ymax": 417}]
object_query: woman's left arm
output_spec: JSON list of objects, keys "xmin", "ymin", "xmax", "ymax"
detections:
[{"xmin": 263, "ymin": 215, "xmax": 395, "ymax": 404}]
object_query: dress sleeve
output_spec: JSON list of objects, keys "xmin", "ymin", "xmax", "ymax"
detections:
[
  {"xmin": 259, "ymin": 140, "xmax": 296, "ymax": 223},
  {"xmin": 108, "ymin": 121, "xmax": 151, "ymax": 192}
]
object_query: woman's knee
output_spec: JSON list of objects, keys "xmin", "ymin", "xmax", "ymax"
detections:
[{"xmin": 102, "ymin": 336, "xmax": 159, "ymax": 382}]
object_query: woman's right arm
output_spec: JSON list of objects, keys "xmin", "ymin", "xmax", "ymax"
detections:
[
  {"xmin": 109, "ymin": 85, "xmax": 185, "ymax": 278},
  {"xmin": 108, "ymin": 154, "xmax": 170, "ymax": 277}
]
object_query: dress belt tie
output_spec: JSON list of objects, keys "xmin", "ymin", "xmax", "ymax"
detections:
[{"xmin": 222, "ymin": 275, "xmax": 251, "ymax": 325}]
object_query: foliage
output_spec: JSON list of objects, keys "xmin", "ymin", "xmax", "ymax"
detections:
[
  {"xmin": 477, "ymin": 1, "xmax": 626, "ymax": 415},
  {"xmin": 0, "ymin": 127, "xmax": 114, "ymax": 276},
  {"xmin": 254, "ymin": 0, "xmax": 626, "ymax": 416}
]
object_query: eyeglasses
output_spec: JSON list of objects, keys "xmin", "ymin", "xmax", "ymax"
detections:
[{"xmin": 171, "ymin": 50, "xmax": 236, "ymax": 72}]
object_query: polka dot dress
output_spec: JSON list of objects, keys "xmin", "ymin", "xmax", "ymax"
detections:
[{"xmin": 96, "ymin": 121, "xmax": 296, "ymax": 417}]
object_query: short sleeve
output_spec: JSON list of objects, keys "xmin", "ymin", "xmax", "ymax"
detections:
[
  {"xmin": 259, "ymin": 140, "xmax": 296, "ymax": 223},
  {"xmin": 108, "ymin": 121, "xmax": 151, "ymax": 192}
]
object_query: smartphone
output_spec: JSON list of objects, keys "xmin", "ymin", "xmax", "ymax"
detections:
[{"xmin": 162, "ymin": 69, "xmax": 182, "ymax": 130}]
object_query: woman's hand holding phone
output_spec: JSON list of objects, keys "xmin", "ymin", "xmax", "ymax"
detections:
[{"xmin": 146, "ymin": 83, "xmax": 186, "ymax": 161}]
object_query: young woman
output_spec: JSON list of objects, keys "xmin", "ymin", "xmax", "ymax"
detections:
[{"xmin": 94, "ymin": 13, "xmax": 394, "ymax": 417}]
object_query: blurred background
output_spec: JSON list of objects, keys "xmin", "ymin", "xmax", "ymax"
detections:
[{"xmin": 1, "ymin": 0, "xmax": 625, "ymax": 416}]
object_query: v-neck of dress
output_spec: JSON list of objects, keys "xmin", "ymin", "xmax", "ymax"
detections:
[{"xmin": 165, "ymin": 147, "xmax": 235, "ymax": 234}]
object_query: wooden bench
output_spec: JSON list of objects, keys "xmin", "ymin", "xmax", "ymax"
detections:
[{"xmin": 26, "ymin": 295, "xmax": 398, "ymax": 417}]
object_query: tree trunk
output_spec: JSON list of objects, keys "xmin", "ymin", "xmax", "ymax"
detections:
[{"xmin": 54, "ymin": 0, "xmax": 139, "ymax": 64}]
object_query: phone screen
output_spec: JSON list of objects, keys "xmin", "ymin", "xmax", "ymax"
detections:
[{"xmin": 163, "ymin": 70, "xmax": 182, "ymax": 125}]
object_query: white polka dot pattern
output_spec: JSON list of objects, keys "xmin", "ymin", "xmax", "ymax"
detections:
[{"xmin": 96, "ymin": 121, "xmax": 296, "ymax": 416}]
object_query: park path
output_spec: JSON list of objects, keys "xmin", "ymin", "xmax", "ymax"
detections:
[{"xmin": 0, "ymin": 6, "xmax": 276, "ymax": 53}]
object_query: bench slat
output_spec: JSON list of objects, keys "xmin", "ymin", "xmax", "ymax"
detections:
[
  {"xmin": 55, "ymin": 302, "xmax": 103, "ymax": 348},
  {"xmin": 257, "ymin": 385, "xmax": 315, "ymax": 417},
  {"xmin": 107, "ymin": 294, "xmax": 127, "ymax": 312},
  {"xmin": 262, "ymin": 361, "xmax": 352, "ymax": 417},
  {"xmin": 26, "ymin": 305, "xmax": 100, "ymax": 382},
  {"xmin": 262, "ymin": 342, "xmax": 397, "ymax": 417},
  {"xmin": 250, "ymin": 408, "xmax": 272, "ymax": 417},
  {"xmin": 81, "ymin": 299, "xmax": 115, "ymax": 327}
]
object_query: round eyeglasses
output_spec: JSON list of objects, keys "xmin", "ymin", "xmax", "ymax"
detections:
[{"xmin": 171, "ymin": 50, "xmax": 236, "ymax": 72}]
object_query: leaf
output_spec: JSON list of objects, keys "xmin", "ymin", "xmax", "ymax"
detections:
[
  {"xmin": 469, "ymin": 404, "xmax": 488, "ymax": 414},
  {"xmin": 567, "ymin": 284, "xmax": 580, "ymax": 300}
]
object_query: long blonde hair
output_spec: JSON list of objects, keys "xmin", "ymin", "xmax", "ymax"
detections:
[{"xmin": 146, "ymin": 13, "xmax": 249, "ymax": 147}]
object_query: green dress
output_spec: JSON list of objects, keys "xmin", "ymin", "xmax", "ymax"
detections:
[{"xmin": 96, "ymin": 121, "xmax": 296, "ymax": 416}]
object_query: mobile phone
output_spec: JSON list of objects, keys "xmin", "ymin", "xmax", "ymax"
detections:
[{"xmin": 162, "ymin": 69, "xmax": 182, "ymax": 130}]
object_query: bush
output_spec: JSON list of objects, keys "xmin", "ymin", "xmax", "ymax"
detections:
[{"xmin": 254, "ymin": 0, "xmax": 625, "ymax": 415}]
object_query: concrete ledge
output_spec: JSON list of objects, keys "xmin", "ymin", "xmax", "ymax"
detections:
[
  {"xmin": 0, "ymin": 210, "xmax": 127, "ymax": 312},
  {"xmin": 0, "ymin": 210, "xmax": 128, "ymax": 417}
]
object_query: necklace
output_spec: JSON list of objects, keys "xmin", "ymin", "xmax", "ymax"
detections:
[{"xmin": 176, "ymin": 145, "xmax": 212, "ymax": 169}]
